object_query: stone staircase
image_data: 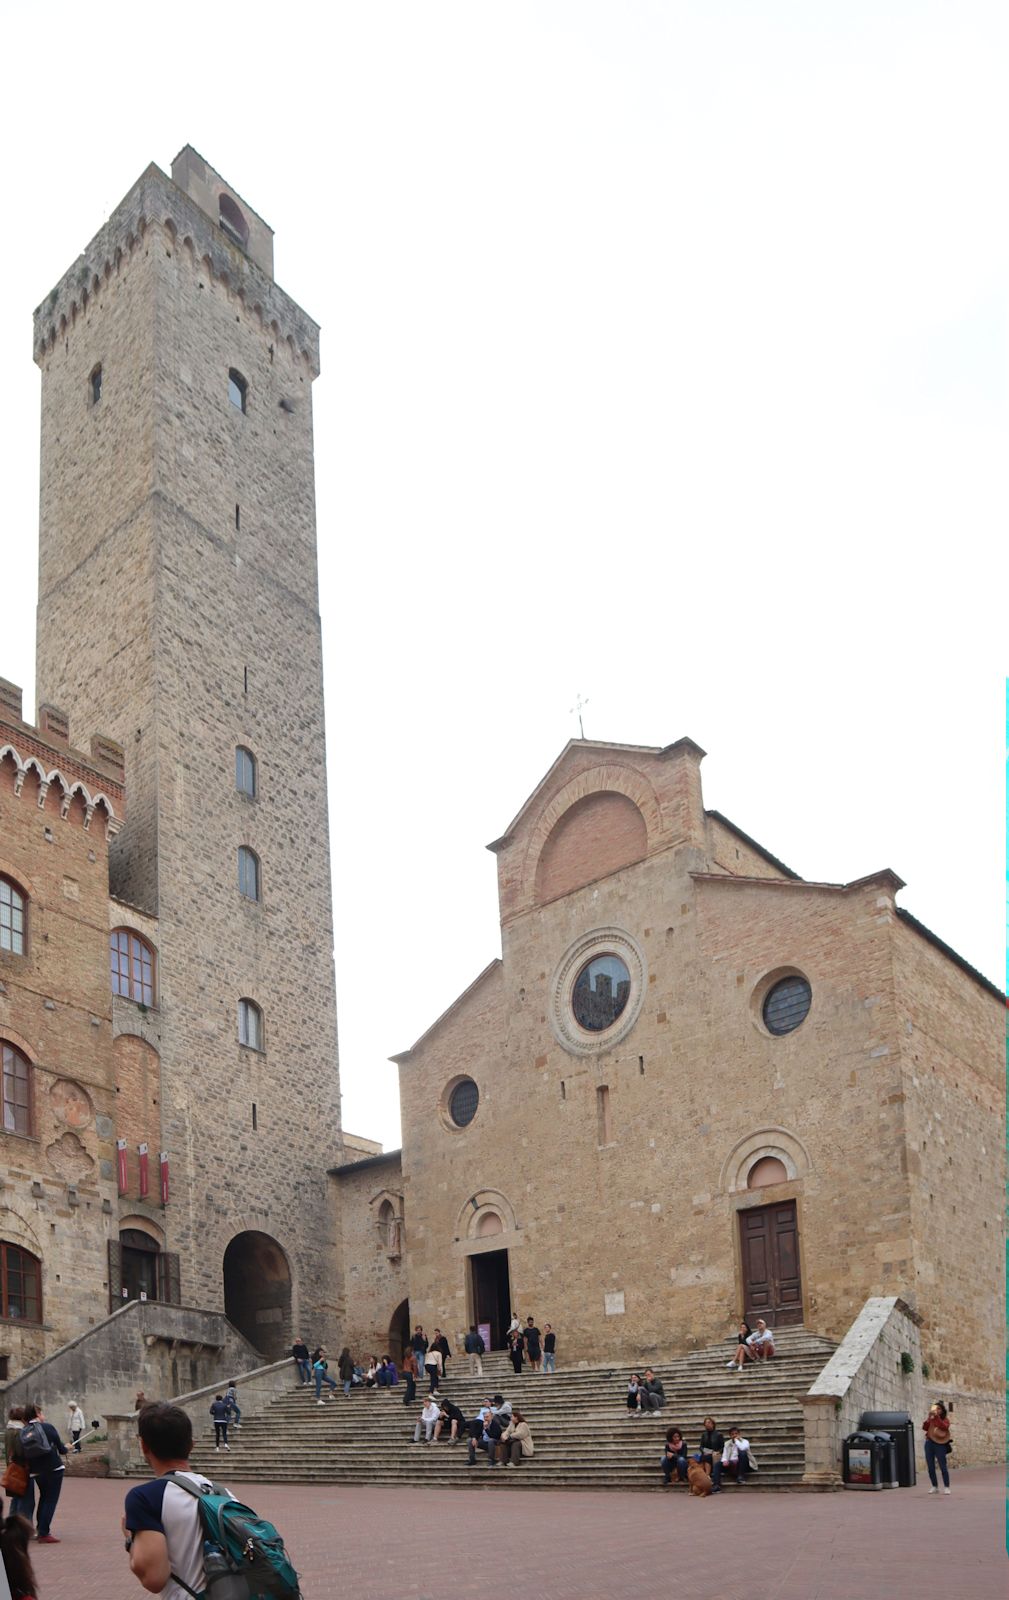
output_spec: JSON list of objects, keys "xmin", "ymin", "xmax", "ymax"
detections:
[{"xmin": 184, "ymin": 1329, "xmax": 836, "ymax": 1491}]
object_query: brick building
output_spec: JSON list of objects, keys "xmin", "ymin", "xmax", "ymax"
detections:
[{"xmin": 335, "ymin": 736, "xmax": 1003, "ymax": 1461}]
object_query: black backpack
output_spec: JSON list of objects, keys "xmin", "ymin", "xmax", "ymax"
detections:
[{"xmin": 18, "ymin": 1421, "xmax": 53, "ymax": 1462}]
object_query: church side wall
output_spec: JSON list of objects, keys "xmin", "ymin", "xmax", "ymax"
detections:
[
  {"xmin": 332, "ymin": 1160, "xmax": 405, "ymax": 1362},
  {"xmin": 892, "ymin": 922, "xmax": 1003, "ymax": 1463}
]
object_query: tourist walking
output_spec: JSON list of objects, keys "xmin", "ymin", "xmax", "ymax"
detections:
[
  {"xmin": 508, "ymin": 1330, "xmax": 524, "ymax": 1376},
  {"xmin": 67, "ymin": 1401, "xmax": 86, "ymax": 1453},
  {"xmin": 20, "ymin": 1404, "xmax": 67, "ymax": 1542},
  {"xmin": 224, "ymin": 1380, "xmax": 242, "ymax": 1429},
  {"xmin": 337, "ymin": 1347, "xmax": 355, "ymax": 1398},
  {"xmin": 464, "ymin": 1325, "xmax": 485, "ymax": 1377},
  {"xmin": 209, "ymin": 1395, "xmax": 230, "ymax": 1451},
  {"xmin": 523, "ymin": 1318, "xmax": 542, "ymax": 1372},
  {"xmin": 922, "ymin": 1402, "xmax": 952, "ymax": 1493},
  {"xmin": 424, "ymin": 1345, "xmax": 443, "ymax": 1394},
  {"xmin": 123, "ymin": 1403, "xmax": 217, "ymax": 1599},
  {"xmin": 431, "ymin": 1329, "xmax": 451, "ymax": 1377},
  {"xmin": 313, "ymin": 1349, "xmax": 338, "ymax": 1403},
  {"xmin": 291, "ymin": 1336, "xmax": 312, "ymax": 1386},
  {"xmin": 699, "ymin": 1416, "xmax": 725, "ymax": 1490},
  {"xmin": 543, "ymin": 1324, "xmax": 557, "ymax": 1373},
  {"xmin": 401, "ymin": 1348, "xmax": 418, "ymax": 1404},
  {"xmin": 4, "ymin": 1407, "xmax": 33, "ymax": 1524},
  {"xmin": 411, "ymin": 1326, "xmax": 429, "ymax": 1373},
  {"xmin": 501, "ymin": 1409, "xmax": 534, "ymax": 1466}
]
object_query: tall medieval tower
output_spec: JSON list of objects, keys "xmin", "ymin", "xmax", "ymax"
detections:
[{"xmin": 33, "ymin": 148, "xmax": 342, "ymax": 1353}]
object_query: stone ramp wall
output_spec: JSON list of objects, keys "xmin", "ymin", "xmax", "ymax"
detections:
[
  {"xmin": 1, "ymin": 1300, "xmax": 263, "ymax": 1421},
  {"xmin": 802, "ymin": 1296, "xmax": 926, "ymax": 1483}
]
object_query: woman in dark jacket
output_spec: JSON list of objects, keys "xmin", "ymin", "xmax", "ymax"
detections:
[
  {"xmin": 509, "ymin": 1330, "xmax": 525, "ymax": 1376},
  {"xmin": 337, "ymin": 1347, "xmax": 355, "ymax": 1398}
]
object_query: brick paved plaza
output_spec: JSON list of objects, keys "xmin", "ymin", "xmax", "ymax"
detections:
[{"xmin": 24, "ymin": 1467, "xmax": 1005, "ymax": 1599}]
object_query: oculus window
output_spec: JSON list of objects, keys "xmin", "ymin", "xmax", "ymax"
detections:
[
  {"xmin": 762, "ymin": 975, "xmax": 812, "ymax": 1036},
  {"xmin": 572, "ymin": 954, "xmax": 631, "ymax": 1033},
  {"xmin": 448, "ymin": 1078, "xmax": 479, "ymax": 1128}
]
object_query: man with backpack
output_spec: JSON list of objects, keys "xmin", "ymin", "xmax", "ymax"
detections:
[
  {"xmin": 19, "ymin": 1404, "xmax": 67, "ymax": 1543},
  {"xmin": 124, "ymin": 1402, "xmax": 301, "ymax": 1600}
]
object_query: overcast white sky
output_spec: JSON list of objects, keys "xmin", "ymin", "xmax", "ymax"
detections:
[{"xmin": 1, "ymin": 3, "xmax": 1004, "ymax": 1152}]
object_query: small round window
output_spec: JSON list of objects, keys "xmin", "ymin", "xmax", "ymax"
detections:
[
  {"xmin": 762, "ymin": 975, "xmax": 812, "ymax": 1036},
  {"xmin": 572, "ymin": 954, "xmax": 631, "ymax": 1033},
  {"xmin": 449, "ymin": 1078, "xmax": 479, "ymax": 1127}
]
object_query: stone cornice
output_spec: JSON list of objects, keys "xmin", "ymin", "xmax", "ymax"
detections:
[
  {"xmin": 33, "ymin": 163, "xmax": 320, "ymax": 375},
  {"xmin": 0, "ymin": 725, "xmax": 122, "ymax": 837}
]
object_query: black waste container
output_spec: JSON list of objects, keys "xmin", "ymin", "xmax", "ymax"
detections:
[
  {"xmin": 859, "ymin": 1410, "xmax": 917, "ymax": 1487},
  {"xmin": 866, "ymin": 1430, "xmax": 899, "ymax": 1488},
  {"xmin": 843, "ymin": 1431, "xmax": 887, "ymax": 1489}
]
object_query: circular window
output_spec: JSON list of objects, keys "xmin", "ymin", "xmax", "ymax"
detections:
[
  {"xmin": 572, "ymin": 954, "xmax": 631, "ymax": 1033},
  {"xmin": 762, "ymin": 975, "xmax": 812, "ymax": 1036},
  {"xmin": 448, "ymin": 1078, "xmax": 479, "ymax": 1127},
  {"xmin": 550, "ymin": 927, "xmax": 646, "ymax": 1057}
]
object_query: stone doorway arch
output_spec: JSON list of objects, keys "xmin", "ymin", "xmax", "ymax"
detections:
[
  {"xmin": 388, "ymin": 1299, "xmax": 410, "ymax": 1365},
  {"xmin": 223, "ymin": 1230, "xmax": 292, "ymax": 1360}
]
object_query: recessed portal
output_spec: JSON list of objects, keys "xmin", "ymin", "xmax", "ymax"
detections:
[
  {"xmin": 470, "ymin": 1249, "xmax": 511, "ymax": 1350},
  {"xmin": 223, "ymin": 1230, "xmax": 292, "ymax": 1359}
]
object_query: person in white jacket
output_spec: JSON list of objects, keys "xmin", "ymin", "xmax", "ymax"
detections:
[
  {"xmin": 67, "ymin": 1402, "xmax": 86, "ymax": 1453},
  {"xmin": 720, "ymin": 1426, "xmax": 751, "ymax": 1484},
  {"xmin": 413, "ymin": 1398, "xmax": 440, "ymax": 1443}
]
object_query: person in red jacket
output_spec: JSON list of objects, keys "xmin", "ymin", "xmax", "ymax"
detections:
[{"xmin": 922, "ymin": 1402, "xmax": 952, "ymax": 1493}]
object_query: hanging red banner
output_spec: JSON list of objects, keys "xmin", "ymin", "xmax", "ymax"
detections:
[
  {"xmin": 138, "ymin": 1143, "xmax": 149, "ymax": 1198},
  {"xmin": 159, "ymin": 1152, "xmax": 169, "ymax": 1205},
  {"xmin": 116, "ymin": 1139, "xmax": 128, "ymax": 1195}
]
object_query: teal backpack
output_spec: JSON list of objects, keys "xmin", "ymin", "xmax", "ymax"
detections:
[{"xmin": 165, "ymin": 1474, "xmax": 302, "ymax": 1600}]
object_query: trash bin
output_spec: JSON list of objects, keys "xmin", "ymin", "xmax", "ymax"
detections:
[
  {"xmin": 859, "ymin": 1410, "xmax": 917, "ymax": 1487},
  {"xmin": 843, "ymin": 1431, "xmax": 887, "ymax": 1489},
  {"xmin": 866, "ymin": 1430, "xmax": 899, "ymax": 1488}
]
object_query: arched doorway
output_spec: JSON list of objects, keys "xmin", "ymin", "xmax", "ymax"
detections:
[
  {"xmin": 223, "ymin": 1231, "xmax": 291, "ymax": 1360},
  {"xmin": 388, "ymin": 1299, "xmax": 410, "ymax": 1365}
]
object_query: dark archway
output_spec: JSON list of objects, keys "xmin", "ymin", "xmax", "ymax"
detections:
[
  {"xmin": 223, "ymin": 1231, "xmax": 292, "ymax": 1359},
  {"xmin": 388, "ymin": 1299, "xmax": 410, "ymax": 1365}
]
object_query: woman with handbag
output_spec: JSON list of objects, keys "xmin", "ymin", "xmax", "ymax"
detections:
[
  {"xmin": 2, "ymin": 1409, "xmax": 33, "ymax": 1523},
  {"xmin": 922, "ymin": 1402, "xmax": 952, "ymax": 1494}
]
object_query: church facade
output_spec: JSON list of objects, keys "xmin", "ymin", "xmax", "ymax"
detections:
[{"xmin": 337, "ymin": 737, "xmax": 1002, "ymax": 1462}]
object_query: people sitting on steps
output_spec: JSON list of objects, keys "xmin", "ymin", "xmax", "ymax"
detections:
[
  {"xmin": 412, "ymin": 1398, "xmax": 440, "ymax": 1444},
  {"xmin": 435, "ymin": 1398, "xmax": 466, "ymax": 1443},
  {"xmin": 501, "ymin": 1409, "xmax": 534, "ymax": 1466},
  {"xmin": 661, "ymin": 1427, "xmax": 689, "ymax": 1485},
  {"xmin": 720, "ymin": 1426, "xmax": 752, "ymax": 1485},
  {"xmin": 698, "ymin": 1416, "xmax": 724, "ymax": 1489},
  {"xmin": 639, "ymin": 1369, "xmax": 665, "ymax": 1413},
  {"xmin": 376, "ymin": 1356, "xmax": 399, "ymax": 1388},
  {"xmin": 626, "ymin": 1373, "xmax": 643, "ymax": 1413},
  {"xmin": 724, "ymin": 1320, "xmax": 753, "ymax": 1368},
  {"xmin": 728, "ymin": 1318, "xmax": 774, "ymax": 1370}
]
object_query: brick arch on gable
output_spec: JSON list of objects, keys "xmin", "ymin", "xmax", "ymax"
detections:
[{"xmin": 524, "ymin": 764, "xmax": 661, "ymax": 907}]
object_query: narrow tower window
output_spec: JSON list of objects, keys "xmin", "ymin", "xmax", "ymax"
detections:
[
  {"xmin": 235, "ymin": 747, "xmax": 257, "ymax": 799},
  {"xmin": 0, "ymin": 878, "xmax": 26, "ymax": 955},
  {"xmin": 237, "ymin": 846, "xmax": 260, "ymax": 902},
  {"xmin": 238, "ymin": 998, "xmax": 263, "ymax": 1050},
  {"xmin": 228, "ymin": 369, "xmax": 247, "ymax": 413},
  {"xmin": 219, "ymin": 194, "xmax": 250, "ymax": 248},
  {"xmin": 2, "ymin": 1043, "xmax": 32, "ymax": 1137},
  {"xmin": 90, "ymin": 364, "xmax": 103, "ymax": 405},
  {"xmin": 596, "ymin": 1084, "xmax": 612, "ymax": 1147}
]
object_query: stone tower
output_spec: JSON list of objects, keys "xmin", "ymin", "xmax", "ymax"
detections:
[{"xmin": 33, "ymin": 147, "xmax": 342, "ymax": 1354}]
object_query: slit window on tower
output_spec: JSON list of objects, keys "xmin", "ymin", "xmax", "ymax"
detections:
[
  {"xmin": 228, "ymin": 369, "xmax": 247, "ymax": 413},
  {"xmin": 90, "ymin": 364, "xmax": 103, "ymax": 405}
]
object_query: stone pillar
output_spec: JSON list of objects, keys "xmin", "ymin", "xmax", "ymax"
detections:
[
  {"xmin": 105, "ymin": 1413, "xmax": 139, "ymax": 1478},
  {"xmin": 801, "ymin": 1393, "xmax": 843, "ymax": 1486}
]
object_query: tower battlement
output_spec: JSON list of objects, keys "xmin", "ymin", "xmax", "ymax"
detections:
[{"xmin": 34, "ymin": 158, "xmax": 319, "ymax": 374}]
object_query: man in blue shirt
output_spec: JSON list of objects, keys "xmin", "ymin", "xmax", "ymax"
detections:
[{"xmin": 122, "ymin": 1403, "xmax": 217, "ymax": 1600}]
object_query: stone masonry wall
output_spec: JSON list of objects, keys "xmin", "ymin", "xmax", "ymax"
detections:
[
  {"xmin": 802, "ymin": 1296, "xmax": 925, "ymax": 1482},
  {"xmin": 332, "ymin": 1155, "xmax": 406, "ymax": 1361},
  {"xmin": 33, "ymin": 160, "xmax": 343, "ymax": 1348}
]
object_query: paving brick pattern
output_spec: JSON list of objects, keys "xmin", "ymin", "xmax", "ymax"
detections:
[{"xmin": 25, "ymin": 1467, "xmax": 1004, "ymax": 1600}]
